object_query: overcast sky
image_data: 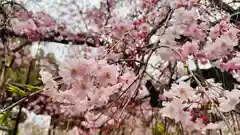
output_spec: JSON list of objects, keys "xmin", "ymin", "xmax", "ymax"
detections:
[{"xmin": 21, "ymin": 0, "xmax": 101, "ymax": 61}]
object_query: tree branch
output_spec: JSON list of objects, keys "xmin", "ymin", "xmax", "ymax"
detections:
[
  {"xmin": 13, "ymin": 59, "xmax": 34, "ymax": 135},
  {"xmin": 0, "ymin": 89, "xmax": 42, "ymax": 114},
  {"xmin": 0, "ymin": 28, "xmax": 104, "ymax": 56},
  {"xmin": 145, "ymin": 7, "xmax": 171, "ymax": 41},
  {"xmin": 104, "ymin": 0, "xmax": 112, "ymax": 25}
]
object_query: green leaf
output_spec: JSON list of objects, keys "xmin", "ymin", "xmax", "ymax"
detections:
[
  {"xmin": 131, "ymin": 15, "xmax": 137, "ymax": 19},
  {"xmin": 0, "ymin": 112, "xmax": 9, "ymax": 125},
  {"xmin": 7, "ymin": 84, "xmax": 26, "ymax": 97},
  {"xmin": 24, "ymin": 84, "xmax": 41, "ymax": 92},
  {"xmin": 152, "ymin": 123, "xmax": 166, "ymax": 135},
  {"xmin": 156, "ymin": 123, "xmax": 165, "ymax": 132}
]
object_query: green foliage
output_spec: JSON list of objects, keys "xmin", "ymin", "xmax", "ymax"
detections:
[
  {"xmin": 0, "ymin": 111, "xmax": 14, "ymax": 131},
  {"xmin": 0, "ymin": 112, "xmax": 9, "ymax": 125},
  {"xmin": 7, "ymin": 83, "xmax": 41, "ymax": 97},
  {"xmin": 28, "ymin": 65, "xmax": 42, "ymax": 85},
  {"xmin": 6, "ymin": 63, "xmax": 42, "ymax": 86},
  {"xmin": 152, "ymin": 123, "xmax": 166, "ymax": 135},
  {"xmin": 7, "ymin": 84, "xmax": 26, "ymax": 97},
  {"xmin": 5, "ymin": 46, "xmax": 58, "ymax": 87},
  {"xmin": 8, "ymin": 130, "xmax": 19, "ymax": 135},
  {"xmin": 0, "ymin": 46, "xmax": 58, "ymax": 135},
  {"xmin": 24, "ymin": 84, "xmax": 41, "ymax": 92}
]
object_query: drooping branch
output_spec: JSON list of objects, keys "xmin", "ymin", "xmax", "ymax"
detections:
[
  {"xmin": 40, "ymin": 33, "xmax": 98, "ymax": 46},
  {"xmin": 145, "ymin": 6, "xmax": 171, "ymax": 42},
  {"xmin": 0, "ymin": 1, "xmax": 106, "ymax": 54},
  {"xmin": 0, "ymin": 28, "xmax": 103, "ymax": 53},
  {"xmin": 104, "ymin": 0, "xmax": 112, "ymax": 25}
]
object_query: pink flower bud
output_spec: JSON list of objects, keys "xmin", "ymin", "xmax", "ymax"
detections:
[{"xmin": 201, "ymin": 115, "xmax": 207, "ymax": 121}]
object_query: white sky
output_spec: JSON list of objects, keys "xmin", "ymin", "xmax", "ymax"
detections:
[{"xmin": 22, "ymin": 0, "xmax": 101, "ymax": 61}]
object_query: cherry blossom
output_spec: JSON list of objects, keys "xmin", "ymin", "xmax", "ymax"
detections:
[
  {"xmin": 218, "ymin": 89, "xmax": 240, "ymax": 112},
  {"xmin": 95, "ymin": 64, "xmax": 119, "ymax": 87},
  {"xmin": 181, "ymin": 40, "xmax": 199, "ymax": 59},
  {"xmin": 58, "ymin": 57, "xmax": 92, "ymax": 85},
  {"xmin": 69, "ymin": 79, "xmax": 94, "ymax": 100},
  {"xmin": 8, "ymin": 0, "xmax": 240, "ymax": 134},
  {"xmin": 201, "ymin": 122, "xmax": 224, "ymax": 134},
  {"xmin": 10, "ymin": 18, "xmax": 37, "ymax": 35},
  {"xmin": 160, "ymin": 98, "xmax": 186, "ymax": 122},
  {"xmin": 88, "ymin": 86, "xmax": 119, "ymax": 107},
  {"xmin": 164, "ymin": 81, "xmax": 195, "ymax": 102}
]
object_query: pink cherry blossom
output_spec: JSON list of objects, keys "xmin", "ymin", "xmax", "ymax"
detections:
[
  {"xmin": 111, "ymin": 24, "xmax": 131, "ymax": 40},
  {"xmin": 164, "ymin": 81, "xmax": 195, "ymax": 102},
  {"xmin": 72, "ymin": 127, "xmax": 80, "ymax": 135},
  {"xmin": 193, "ymin": 118, "xmax": 206, "ymax": 131},
  {"xmin": 34, "ymin": 12, "xmax": 56, "ymax": 27},
  {"xmin": 120, "ymin": 71, "xmax": 139, "ymax": 95},
  {"xmin": 15, "ymin": 10, "xmax": 33, "ymax": 21},
  {"xmin": 96, "ymin": 64, "xmax": 119, "ymax": 87},
  {"xmin": 181, "ymin": 40, "xmax": 199, "ymax": 58},
  {"xmin": 11, "ymin": 0, "xmax": 240, "ymax": 133},
  {"xmin": 160, "ymin": 98, "xmax": 186, "ymax": 122},
  {"xmin": 139, "ymin": 23, "xmax": 150, "ymax": 33},
  {"xmin": 202, "ymin": 122, "xmax": 224, "ymax": 132},
  {"xmin": 70, "ymin": 78, "xmax": 94, "ymax": 100},
  {"xmin": 209, "ymin": 20, "xmax": 230, "ymax": 39},
  {"xmin": 10, "ymin": 18, "xmax": 37, "ymax": 35},
  {"xmin": 59, "ymin": 57, "xmax": 91, "ymax": 85},
  {"xmin": 187, "ymin": 25, "xmax": 206, "ymax": 41},
  {"xmin": 219, "ymin": 57, "xmax": 240, "ymax": 72},
  {"xmin": 88, "ymin": 86, "xmax": 118, "ymax": 107},
  {"xmin": 61, "ymin": 99, "xmax": 89, "ymax": 116},
  {"xmin": 218, "ymin": 89, "xmax": 240, "ymax": 112}
]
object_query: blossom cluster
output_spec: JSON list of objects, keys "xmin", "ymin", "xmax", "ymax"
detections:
[
  {"xmin": 39, "ymin": 47, "xmax": 149, "ymax": 130},
  {"xmin": 9, "ymin": 0, "xmax": 240, "ymax": 134}
]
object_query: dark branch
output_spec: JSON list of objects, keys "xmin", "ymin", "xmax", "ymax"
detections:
[
  {"xmin": 104, "ymin": 0, "xmax": 111, "ymax": 25},
  {"xmin": 12, "ymin": 60, "xmax": 34, "ymax": 135},
  {"xmin": 146, "ymin": 7, "xmax": 171, "ymax": 39},
  {"xmin": 0, "ymin": 29, "xmax": 104, "ymax": 55}
]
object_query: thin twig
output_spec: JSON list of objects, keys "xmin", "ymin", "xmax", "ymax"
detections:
[
  {"xmin": 188, "ymin": 68, "xmax": 236, "ymax": 135},
  {"xmin": 12, "ymin": 59, "xmax": 35, "ymax": 135},
  {"xmin": 0, "ymin": 89, "xmax": 42, "ymax": 114}
]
